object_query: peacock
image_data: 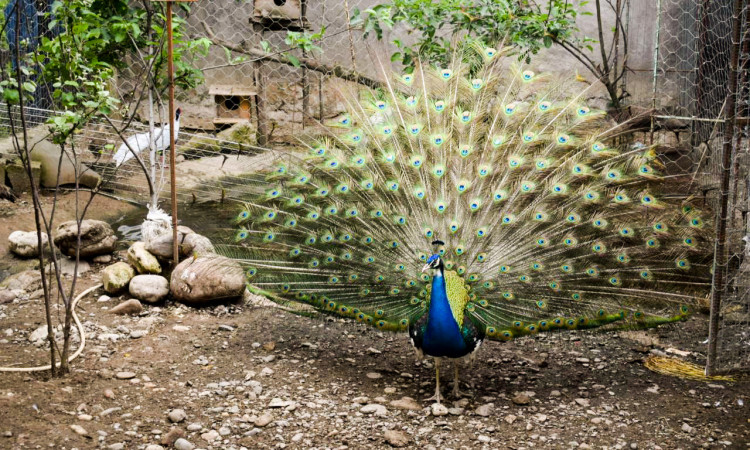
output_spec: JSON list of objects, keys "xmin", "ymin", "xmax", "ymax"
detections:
[{"xmin": 214, "ymin": 43, "xmax": 711, "ymax": 403}]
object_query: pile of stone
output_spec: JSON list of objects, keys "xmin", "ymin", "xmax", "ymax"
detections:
[
  {"xmin": 6, "ymin": 219, "xmax": 246, "ymax": 307},
  {"xmin": 102, "ymin": 225, "xmax": 245, "ymax": 306}
]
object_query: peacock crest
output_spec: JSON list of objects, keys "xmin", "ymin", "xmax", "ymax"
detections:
[{"xmin": 225, "ymin": 42, "xmax": 710, "ymax": 344}]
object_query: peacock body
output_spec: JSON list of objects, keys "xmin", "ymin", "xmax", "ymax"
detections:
[{"xmin": 221, "ymin": 43, "xmax": 711, "ymax": 402}]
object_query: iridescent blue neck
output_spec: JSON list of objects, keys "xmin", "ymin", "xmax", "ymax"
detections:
[{"xmin": 422, "ymin": 268, "xmax": 467, "ymax": 357}]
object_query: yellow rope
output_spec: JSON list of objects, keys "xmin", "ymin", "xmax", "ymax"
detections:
[{"xmin": 644, "ymin": 355, "xmax": 735, "ymax": 382}]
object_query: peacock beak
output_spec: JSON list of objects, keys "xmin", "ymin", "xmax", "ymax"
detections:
[{"xmin": 421, "ymin": 264, "xmax": 431, "ymax": 273}]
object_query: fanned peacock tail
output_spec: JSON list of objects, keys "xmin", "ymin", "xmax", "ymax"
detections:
[{"xmin": 219, "ymin": 42, "xmax": 711, "ymax": 341}]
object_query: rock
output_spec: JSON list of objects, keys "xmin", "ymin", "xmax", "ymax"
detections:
[
  {"xmin": 8, "ymin": 230, "xmax": 49, "ymax": 258},
  {"xmin": 29, "ymin": 137, "xmax": 100, "ymax": 189},
  {"xmin": 173, "ymin": 438, "xmax": 195, "ymax": 450},
  {"xmin": 129, "ymin": 329, "xmax": 147, "ymax": 339},
  {"xmin": 28, "ymin": 325, "xmax": 50, "ymax": 345},
  {"xmin": 186, "ymin": 423, "xmax": 202, "ymax": 432},
  {"xmin": 92, "ymin": 254, "xmax": 112, "ymax": 264},
  {"xmin": 182, "ymin": 232, "xmax": 215, "ymax": 256},
  {"xmin": 168, "ymin": 409, "xmax": 187, "ymax": 423},
  {"xmin": 145, "ymin": 226, "xmax": 195, "ymax": 259},
  {"xmin": 170, "ymin": 255, "xmax": 245, "ymax": 305},
  {"xmin": 475, "ymin": 403, "xmax": 494, "ymax": 417},
  {"xmin": 504, "ymin": 414, "xmax": 517, "ymax": 424},
  {"xmin": 0, "ymin": 289, "xmax": 21, "ymax": 304},
  {"xmin": 127, "ymin": 242, "xmax": 161, "ymax": 274},
  {"xmin": 681, "ymin": 423, "xmax": 694, "ymax": 433},
  {"xmin": 218, "ymin": 426, "xmax": 231, "ymax": 436},
  {"xmin": 574, "ymin": 398, "xmax": 590, "ymax": 407},
  {"xmin": 430, "ymin": 403, "xmax": 449, "ymax": 416},
  {"xmin": 69, "ymin": 424, "xmax": 89, "ymax": 436},
  {"xmin": 5, "ymin": 159, "xmax": 40, "ymax": 193},
  {"xmin": 201, "ymin": 429, "xmax": 219, "ymax": 442},
  {"xmin": 268, "ymin": 398, "xmax": 294, "ymax": 408},
  {"xmin": 384, "ymin": 429, "xmax": 410, "ymax": 447},
  {"xmin": 50, "ymin": 256, "xmax": 90, "ymax": 277},
  {"xmin": 128, "ymin": 274, "xmax": 169, "ymax": 303},
  {"xmin": 145, "ymin": 446, "xmax": 164, "ymax": 450},
  {"xmin": 53, "ymin": 220, "xmax": 116, "ymax": 258},
  {"xmin": 512, "ymin": 393, "xmax": 531, "ymax": 405},
  {"xmin": 116, "ymin": 371, "xmax": 136, "ymax": 380},
  {"xmin": 97, "ymin": 295, "xmax": 111, "ymax": 302},
  {"xmin": 366, "ymin": 372, "xmax": 382, "ymax": 379},
  {"xmin": 101, "ymin": 262, "xmax": 135, "ymax": 294},
  {"xmin": 109, "ymin": 299, "xmax": 143, "ymax": 315},
  {"xmin": 0, "ymin": 269, "xmax": 42, "ymax": 292},
  {"xmin": 389, "ymin": 397, "xmax": 421, "ymax": 411},
  {"xmin": 360, "ymin": 404, "xmax": 388, "ymax": 416},
  {"xmin": 108, "ymin": 444, "xmax": 125, "ymax": 450},
  {"xmin": 254, "ymin": 413, "xmax": 273, "ymax": 427}
]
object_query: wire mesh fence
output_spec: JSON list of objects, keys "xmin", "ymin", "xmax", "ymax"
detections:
[
  {"xmin": 0, "ymin": 0, "xmax": 749, "ymax": 373},
  {"xmin": 652, "ymin": 0, "xmax": 750, "ymax": 373}
]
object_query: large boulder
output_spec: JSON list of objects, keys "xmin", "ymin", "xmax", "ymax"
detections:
[
  {"xmin": 54, "ymin": 220, "xmax": 117, "ymax": 258},
  {"xmin": 127, "ymin": 242, "xmax": 161, "ymax": 274},
  {"xmin": 30, "ymin": 139, "xmax": 100, "ymax": 189},
  {"xmin": 128, "ymin": 274, "xmax": 169, "ymax": 303},
  {"xmin": 170, "ymin": 255, "xmax": 245, "ymax": 305},
  {"xmin": 101, "ymin": 262, "xmax": 135, "ymax": 294},
  {"xmin": 8, "ymin": 230, "xmax": 49, "ymax": 258}
]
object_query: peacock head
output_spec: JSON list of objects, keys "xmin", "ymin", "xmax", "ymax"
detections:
[{"xmin": 422, "ymin": 240, "xmax": 445, "ymax": 273}]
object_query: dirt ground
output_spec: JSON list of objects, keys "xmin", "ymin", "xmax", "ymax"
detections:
[{"xmin": 0, "ymin": 193, "xmax": 748, "ymax": 450}]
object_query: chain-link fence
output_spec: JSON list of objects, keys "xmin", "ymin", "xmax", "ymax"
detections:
[{"xmin": 651, "ymin": 0, "xmax": 750, "ymax": 374}]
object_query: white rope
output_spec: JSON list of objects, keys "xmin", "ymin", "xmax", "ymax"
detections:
[{"xmin": 0, "ymin": 284, "xmax": 100, "ymax": 373}]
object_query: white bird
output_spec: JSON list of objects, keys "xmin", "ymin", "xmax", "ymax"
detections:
[
  {"xmin": 113, "ymin": 108, "xmax": 181, "ymax": 167},
  {"xmin": 140, "ymin": 205, "xmax": 173, "ymax": 247}
]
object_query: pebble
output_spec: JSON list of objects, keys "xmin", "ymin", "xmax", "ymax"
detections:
[
  {"xmin": 186, "ymin": 423, "xmax": 202, "ymax": 432},
  {"xmin": 107, "ymin": 444, "xmax": 124, "ymax": 450},
  {"xmin": 97, "ymin": 295, "xmax": 111, "ymax": 302},
  {"xmin": 390, "ymin": 397, "xmax": 421, "ymax": 411},
  {"xmin": 109, "ymin": 299, "xmax": 143, "ymax": 315},
  {"xmin": 168, "ymin": 408, "xmax": 187, "ymax": 423},
  {"xmin": 681, "ymin": 423, "xmax": 694, "ymax": 433},
  {"xmin": 360, "ymin": 404, "xmax": 388, "ymax": 416},
  {"xmin": 218, "ymin": 324, "xmax": 235, "ymax": 332},
  {"xmin": 254, "ymin": 413, "xmax": 273, "ymax": 427},
  {"xmin": 70, "ymin": 424, "xmax": 89, "ymax": 436},
  {"xmin": 384, "ymin": 429, "xmax": 410, "ymax": 447},
  {"xmin": 77, "ymin": 414, "xmax": 93, "ymax": 421},
  {"xmin": 477, "ymin": 435, "xmax": 491, "ymax": 443},
  {"xmin": 218, "ymin": 426, "xmax": 231, "ymax": 436},
  {"xmin": 475, "ymin": 403, "xmax": 494, "ymax": 417},
  {"xmin": 291, "ymin": 433, "xmax": 303, "ymax": 442},
  {"xmin": 575, "ymin": 398, "xmax": 591, "ymax": 407},
  {"xmin": 512, "ymin": 393, "xmax": 531, "ymax": 405},
  {"xmin": 145, "ymin": 446, "xmax": 164, "ymax": 450},
  {"xmin": 504, "ymin": 414, "xmax": 517, "ymax": 424},
  {"xmin": 104, "ymin": 389, "xmax": 115, "ymax": 399},
  {"xmin": 173, "ymin": 438, "xmax": 195, "ymax": 450},
  {"xmin": 550, "ymin": 390, "xmax": 561, "ymax": 397},
  {"xmin": 268, "ymin": 398, "xmax": 295, "ymax": 408},
  {"xmin": 100, "ymin": 407, "xmax": 122, "ymax": 416},
  {"xmin": 115, "ymin": 371, "xmax": 136, "ymax": 380},
  {"xmin": 161, "ymin": 427, "xmax": 185, "ymax": 446},
  {"xmin": 352, "ymin": 396, "xmax": 370, "ymax": 404},
  {"xmin": 172, "ymin": 325, "xmax": 190, "ymax": 332},
  {"xmin": 201, "ymin": 429, "xmax": 219, "ymax": 442},
  {"xmin": 430, "ymin": 403, "xmax": 449, "ymax": 416},
  {"xmin": 130, "ymin": 330, "xmax": 148, "ymax": 339},
  {"xmin": 366, "ymin": 372, "xmax": 382, "ymax": 379}
]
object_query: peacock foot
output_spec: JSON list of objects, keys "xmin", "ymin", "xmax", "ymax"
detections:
[
  {"xmin": 451, "ymin": 383, "xmax": 468, "ymax": 399},
  {"xmin": 424, "ymin": 388, "xmax": 443, "ymax": 404}
]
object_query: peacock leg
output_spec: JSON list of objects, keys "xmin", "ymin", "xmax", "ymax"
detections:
[
  {"xmin": 424, "ymin": 358, "xmax": 442, "ymax": 404},
  {"xmin": 451, "ymin": 362, "xmax": 467, "ymax": 398}
]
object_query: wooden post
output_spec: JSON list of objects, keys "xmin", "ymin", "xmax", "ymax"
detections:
[{"xmin": 152, "ymin": 0, "xmax": 198, "ymax": 268}]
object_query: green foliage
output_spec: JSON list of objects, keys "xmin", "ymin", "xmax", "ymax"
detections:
[
  {"xmin": 284, "ymin": 27, "xmax": 326, "ymax": 68},
  {"xmin": 351, "ymin": 0, "xmax": 590, "ymax": 67}
]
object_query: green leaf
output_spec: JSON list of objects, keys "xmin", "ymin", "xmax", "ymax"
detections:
[{"xmin": 287, "ymin": 54, "xmax": 301, "ymax": 68}]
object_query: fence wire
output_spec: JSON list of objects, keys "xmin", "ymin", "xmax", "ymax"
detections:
[{"xmin": 653, "ymin": 0, "xmax": 750, "ymax": 373}]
